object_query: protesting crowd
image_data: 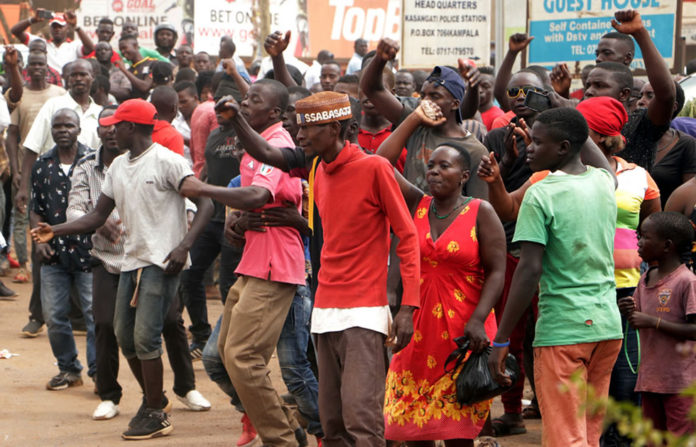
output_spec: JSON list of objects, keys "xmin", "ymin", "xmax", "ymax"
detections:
[{"xmin": 1, "ymin": 5, "xmax": 695, "ymax": 447}]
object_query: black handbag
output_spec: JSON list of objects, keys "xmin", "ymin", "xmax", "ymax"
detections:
[{"xmin": 444, "ymin": 336, "xmax": 521, "ymax": 405}]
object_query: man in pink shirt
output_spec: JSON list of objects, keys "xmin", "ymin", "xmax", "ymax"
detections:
[
  {"xmin": 189, "ymin": 99, "xmax": 217, "ymax": 177},
  {"xmin": 188, "ymin": 79, "xmax": 305, "ymax": 447}
]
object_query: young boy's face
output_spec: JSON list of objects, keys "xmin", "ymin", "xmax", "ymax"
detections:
[
  {"xmin": 527, "ymin": 121, "xmax": 563, "ymax": 172},
  {"xmin": 637, "ymin": 217, "xmax": 665, "ymax": 262}
]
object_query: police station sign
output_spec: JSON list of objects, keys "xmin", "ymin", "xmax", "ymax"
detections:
[
  {"xmin": 401, "ymin": 0, "xmax": 490, "ymax": 69},
  {"xmin": 528, "ymin": 0, "xmax": 678, "ymax": 69}
]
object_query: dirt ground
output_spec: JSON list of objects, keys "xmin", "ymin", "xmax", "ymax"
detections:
[{"xmin": 0, "ymin": 278, "xmax": 542, "ymax": 446}]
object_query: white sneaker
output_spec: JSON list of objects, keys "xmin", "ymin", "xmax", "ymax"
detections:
[
  {"xmin": 92, "ymin": 400, "xmax": 119, "ymax": 420},
  {"xmin": 176, "ymin": 390, "xmax": 211, "ymax": 411}
]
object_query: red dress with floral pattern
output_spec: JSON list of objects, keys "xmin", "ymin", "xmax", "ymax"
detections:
[{"xmin": 384, "ymin": 196, "xmax": 497, "ymax": 441}]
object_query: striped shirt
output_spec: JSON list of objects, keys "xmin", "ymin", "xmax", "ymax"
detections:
[
  {"xmin": 613, "ymin": 157, "xmax": 660, "ymax": 288},
  {"xmin": 67, "ymin": 146, "xmax": 125, "ymax": 274}
]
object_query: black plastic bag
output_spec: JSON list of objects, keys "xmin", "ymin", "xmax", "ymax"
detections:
[{"xmin": 444, "ymin": 336, "xmax": 521, "ymax": 405}]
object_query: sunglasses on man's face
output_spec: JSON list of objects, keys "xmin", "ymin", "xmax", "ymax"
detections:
[{"xmin": 506, "ymin": 86, "xmax": 542, "ymax": 98}]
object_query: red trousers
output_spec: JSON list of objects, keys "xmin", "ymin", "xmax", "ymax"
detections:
[{"xmin": 494, "ymin": 253, "xmax": 538, "ymax": 414}]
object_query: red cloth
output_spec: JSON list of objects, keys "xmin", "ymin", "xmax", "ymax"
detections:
[
  {"xmin": 83, "ymin": 49, "xmax": 122, "ymax": 63},
  {"xmin": 576, "ymin": 96, "xmax": 628, "ymax": 140},
  {"xmin": 22, "ymin": 66, "xmax": 62, "ymax": 87},
  {"xmin": 358, "ymin": 126, "xmax": 407, "ymax": 173},
  {"xmin": 313, "ymin": 142, "xmax": 420, "ymax": 309},
  {"xmin": 570, "ymin": 88, "xmax": 584, "ymax": 100},
  {"xmin": 495, "ymin": 253, "xmax": 539, "ymax": 415},
  {"xmin": 190, "ymin": 100, "xmax": 218, "ymax": 177},
  {"xmin": 480, "ymin": 105, "xmax": 505, "ymax": 131},
  {"xmin": 152, "ymin": 120, "xmax": 184, "ymax": 156},
  {"xmin": 490, "ymin": 110, "xmax": 516, "ymax": 129},
  {"xmin": 384, "ymin": 196, "xmax": 496, "ymax": 440}
]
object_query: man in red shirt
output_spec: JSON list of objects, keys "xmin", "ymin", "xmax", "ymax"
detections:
[
  {"xmin": 211, "ymin": 90, "xmax": 421, "ymax": 446},
  {"xmin": 298, "ymin": 92, "xmax": 420, "ymax": 446},
  {"xmin": 150, "ymin": 86, "xmax": 185, "ymax": 156}
]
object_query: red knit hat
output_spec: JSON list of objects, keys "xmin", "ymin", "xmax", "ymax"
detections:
[
  {"xmin": 576, "ymin": 97, "xmax": 628, "ymax": 141},
  {"xmin": 295, "ymin": 91, "xmax": 352, "ymax": 126}
]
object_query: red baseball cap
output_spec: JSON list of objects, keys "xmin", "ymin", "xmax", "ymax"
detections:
[{"xmin": 99, "ymin": 99, "xmax": 158, "ymax": 126}]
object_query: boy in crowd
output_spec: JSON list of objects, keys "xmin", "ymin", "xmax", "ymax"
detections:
[
  {"xmin": 115, "ymin": 36, "xmax": 156, "ymax": 100},
  {"xmin": 619, "ymin": 212, "xmax": 696, "ymax": 437},
  {"xmin": 489, "ymin": 108, "xmax": 622, "ymax": 447}
]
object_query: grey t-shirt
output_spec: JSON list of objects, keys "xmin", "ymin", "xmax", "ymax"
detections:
[
  {"xmin": 398, "ymin": 103, "xmax": 489, "ymax": 199},
  {"xmin": 102, "ymin": 143, "xmax": 193, "ymax": 272}
]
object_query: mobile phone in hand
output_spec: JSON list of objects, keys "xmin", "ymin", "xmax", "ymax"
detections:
[
  {"xmin": 37, "ymin": 10, "xmax": 54, "ymax": 20},
  {"xmin": 524, "ymin": 90, "xmax": 551, "ymax": 112}
]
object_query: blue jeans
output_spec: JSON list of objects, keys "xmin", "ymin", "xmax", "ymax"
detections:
[
  {"xmin": 40, "ymin": 264, "xmax": 95, "ymax": 376},
  {"xmin": 203, "ymin": 283, "xmax": 322, "ymax": 436},
  {"xmin": 609, "ymin": 288, "xmax": 640, "ymax": 405},
  {"xmin": 114, "ymin": 266, "xmax": 179, "ymax": 360},
  {"xmin": 202, "ymin": 315, "xmax": 245, "ymax": 413},
  {"xmin": 277, "ymin": 284, "xmax": 322, "ymax": 436}
]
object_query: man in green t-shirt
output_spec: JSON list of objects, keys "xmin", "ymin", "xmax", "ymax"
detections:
[{"xmin": 489, "ymin": 108, "xmax": 622, "ymax": 447}]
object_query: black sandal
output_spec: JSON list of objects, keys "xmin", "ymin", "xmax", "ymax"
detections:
[{"xmin": 491, "ymin": 416, "xmax": 527, "ymax": 437}]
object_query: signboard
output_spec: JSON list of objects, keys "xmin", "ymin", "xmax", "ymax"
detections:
[
  {"xmin": 194, "ymin": 0, "xmax": 305, "ymax": 58},
  {"xmin": 683, "ymin": 0, "xmax": 696, "ymax": 45},
  {"xmin": 306, "ymin": 0, "xmax": 401, "ymax": 59},
  {"xmin": 401, "ymin": 0, "xmax": 491, "ymax": 69},
  {"xmin": 76, "ymin": 0, "xmax": 191, "ymax": 50},
  {"xmin": 527, "ymin": 0, "xmax": 678, "ymax": 70}
]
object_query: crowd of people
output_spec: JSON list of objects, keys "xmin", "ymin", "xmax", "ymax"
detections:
[{"xmin": 0, "ymin": 5, "xmax": 694, "ymax": 447}]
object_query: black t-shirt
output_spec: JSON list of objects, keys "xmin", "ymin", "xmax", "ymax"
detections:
[
  {"xmin": 281, "ymin": 147, "xmax": 323, "ymax": 295},
  {"xmin": 128, "ymin": 57, "xmax": 156, "ymax": 99},
  {"xmin": 650, "ymin": 130, "xmax": 696, "ymax": 207},
  {"xmin": 483, "ymin": 119, "xmax": 533, "ymax": 250},
  {"xmin": 618, "ymin": 108, "xmax": 670, "ymax": 171},
  {"xmin": 204, "ymin": 127, "xmax": 240, "ymax": 222}
]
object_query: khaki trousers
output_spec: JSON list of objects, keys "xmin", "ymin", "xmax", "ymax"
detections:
[
  {"xmin": 218, "ymin": 275, "xmax": 298, "ymax": 447},
  {"xmin": 534, "ymin": 339, "xmax": 622, "ymax": 447}
]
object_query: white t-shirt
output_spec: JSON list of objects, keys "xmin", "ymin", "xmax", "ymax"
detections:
[
  {"xmin": 101, "ymin": 143, "xmax": 194, "ymax": 272},
  {"xmin": 303, "ymin": 61, "xmax": 321, "ymax": 89},
  {"xmin": 27, "ymin": 34, "xmax": 83, "ymax": 72},
  {"xmin": 346, "ymin": 53, "xmax": 363, "ymax": 75},
  {"xmin": 0, "ymin": 95, "xmax": 10, "ymax": 132},
  {"xmin": 23, "ymin": 92, "xmax": 102, "ymax": 155}
]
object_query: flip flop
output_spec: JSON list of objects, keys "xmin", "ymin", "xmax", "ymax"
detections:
[{"xmin": 491, "ymin": 417, "xmax": 527, "ymax": 437}]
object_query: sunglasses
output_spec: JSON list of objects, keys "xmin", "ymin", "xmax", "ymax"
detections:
[{"xmin": 506, "ymin": 86, "xmax": 542, "ymax": 98}]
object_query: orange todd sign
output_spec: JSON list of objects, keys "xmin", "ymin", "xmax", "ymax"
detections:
[{"xmin": 307, "ymin": 0, "xmax": 401, "ymax": 59}]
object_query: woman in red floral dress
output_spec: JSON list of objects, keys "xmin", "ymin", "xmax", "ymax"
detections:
[{"xmin": 378, "ymin": 101, "xmax": 507, "ymax": 446}]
